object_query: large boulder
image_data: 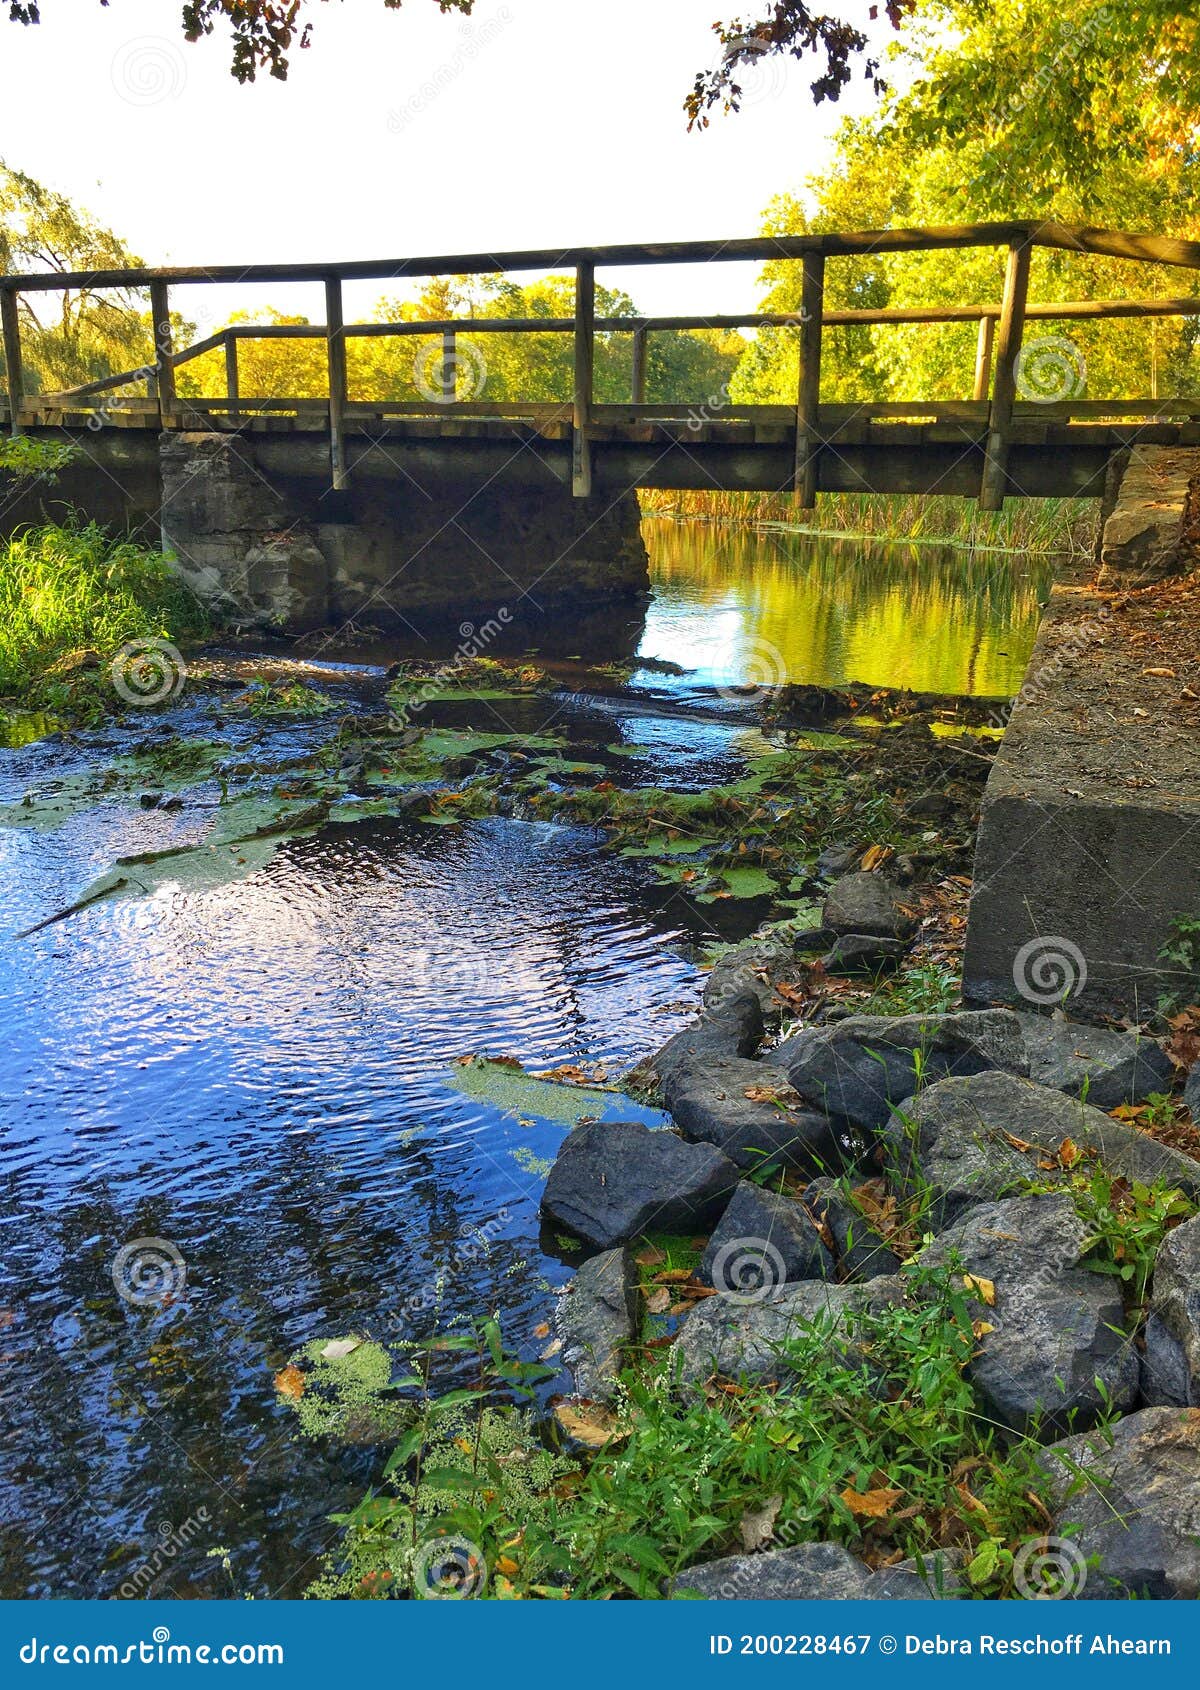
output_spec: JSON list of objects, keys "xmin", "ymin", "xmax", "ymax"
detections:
[
  {"xmin": 541, "ymin": 1121, "xmax": 738, "ymax": 1251},
  {"xmin": 802, "ymin": 1177, "xmax": 903, "ymax": 1281},
  {"xmin": 919, "ymin": 1194, "xmax": 1139, "ymax": 1434},
  {"xmin": 765, "ymin": 1009, "xmax": 1028, "ymax": 1131},
  {"xmin": 1016, "ymin": 1012, "xmax": 1173, "ymax": 1109},
  {"xmin": 823, "ymin": 872, "xmax": 917, "ymax": 940},
  {"xmin": 698, "ymin": 1182, "xmax": 833, "ymax": 1293},
  {"xmin": 665, "ymin": 1054, "xmax": 845, "ymax": 1175},
  {"xmin": 1040, "ymin": 1408, "xmax": 1200, "ymax": 1598},
  {"xmin": 883, "ymin": 1071, "xmax": 1200, "ymax": 1231},
  {"xmin": 673, "ymin": 1274, "xmax": 905, "ymax": 1391},
  {"xmin": 671, "ymin": 1541, "xmax": 940, "ymax": 1600},
  {"xmin": 702, "ymin": 935, "xmax": 828, "ymax": 1021},
  {"xmin": 1141, "ymin": 1214, "xmax": 1200, "ymax": 1407},
  {"xmin": 626, "ymin": 992, "xmax": 763, "ymax": 1097},
  {"xmin": 555, "ymin": 1246, "xmax": 638, "ymax": 1402},
  {"xmin": 1185, "ymin": 1062, "xmax": 1200, "ymax": 1122},
  {"xmin": 821, "ymin": 933, "xmax": 911, "ymax": 974}
]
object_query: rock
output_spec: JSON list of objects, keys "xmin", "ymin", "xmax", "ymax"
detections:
[
  {"xmin": 1016, "ymin": 1012, "xmax": 1173, "ymax": 1109},
  {"xmin": 1185, "ymin": 1062, "xmax": 1200, "ymax": 1122},
  {"xmin": 1040, "ymin": 1407, "xmax": 1200, "ymax": 1598},
  {"xmin": 555, "ymin": 1246, "xmax": 638, "ymax": 1402},
  {"xmin": 802, "ymin": 1177, "xmax": 902, "ymax": 1281},
  {"xmin": 1141, "ymin": 1214, "xmax": 1200, "ymax": 1407},
  {"xmin": 670, "ymin": 1541, "xmax": 940, "ymax": 1600},
  {"xmin": 673, "ymin": 1274, "xmax": 905, "ymax": 1390},
  {"xmin": 766, "ymin": 1009, "xmax": 1028, "ymax": 1132},
  {"xmin": 821, "ymin": 933, "xmax": 911, "ymax": 974},
  {"xmin": 664, "ymin": 1054, "xmax": 846, "ymax": 1176},
  {"xmin": 816, "ymin": 844, "xmax": 861, "ymax": 880},
  {"xmin": 698, "ymin": 1182, "xmax": 833, "ymax": 1293},
  {"xmin": 702, "ymin": 936, "xmax": 826, "ymax": 1022},
  {"xmin": 919, "ymin": 1194, "xmax": 1139, "ymax": 1434},
  {"xmin": 627, "ymin": 993, "xmax": 763, "ymax": 1096},
  {"xmin": 540, "ymin": 1120, "xmax": 738, "ymax": 1251},
  {"xmin": 883, "ymin": 1071, "xmax": 1200, "ymax": 1231},
  {"xmin": 823, "ymin": 872, "xmax": 917, "ymax": 940}
]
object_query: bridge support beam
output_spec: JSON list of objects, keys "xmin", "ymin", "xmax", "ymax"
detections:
[
  {"xmin": 979, "ymin": 240, "xmax": 1032, "ymax": 509},
  {"xmin": 1, "ymin": 285, "xmax": 24, "ymax": 436},
  {"xmin": 793, "ymin": 254, "xmax": 825, "ymax": 508}
]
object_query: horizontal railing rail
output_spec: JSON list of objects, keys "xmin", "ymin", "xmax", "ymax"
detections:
[{"xmin": 4, "ymin": 223, "xmax": 1200, "ymax": 508}]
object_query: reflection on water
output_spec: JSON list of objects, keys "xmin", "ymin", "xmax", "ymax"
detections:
[
  {"xmin": 0, "ymin": 518, "xmax": 1056, "ymax": 1598},
  {"xmin": 641, "ymin": 518, "xmax": 1054, "ymax": 697}
]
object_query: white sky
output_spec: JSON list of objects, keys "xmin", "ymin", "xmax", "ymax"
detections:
[{"xmin": 0, "ymin": 0, "xmax": 900, "ymax": 331}]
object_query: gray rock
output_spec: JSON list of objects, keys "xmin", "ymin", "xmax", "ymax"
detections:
[
  {"xmin": 1040, "ymin": 1407, "xmax": 1200, "ymax": 1598},
  {"xmin": 919, "ymin": 1194, "xmax": 1139, "ymax": 1434},
  {"xmin": 671, "ymin": 1541, "xmax": 939, "ymax": 1600},
  {"xmin": 883, "ymin": 1071, "xmax": 1200, "ymax": 1231},
  {"xmin": 1141, "ymin": 1214, "xmax": 1200, "ymax": 1406},
  {"xmin": 665, "ymin": 1054, "xmax": 846, "ymax": 1176},
  {"xmin": 698, "ymin": 1182, "xmax": 833, "ymax": 1293},
  {"xmin": 673, "ymin": 1274, "xmax": 905, "ymax": 1390},
  {"xmin": 629, "ymin": 992, "xmax": 763, "ymax": 1096},
  {"xmin": 766, "ymin": 1009, "xmax": 1028, "ymax": 1132},
  {"xmin": 541, "ymin": 1120, "xmax": 738, "ymax": 1251},
  {"xmin": 821, "ymin": 933, "xmax": 911, "ymax": 974},
  {"xmin": 1017, "ymin": 1012, "xmax": 1173, "ymax": 1109},
  {"xmin": 703, "ymin": 937, "xmax": 826, "ymax": 1021},
  {"xmin": 817, "ymin": 844, "xmax": 861, "ymax": 879},
  {"xmin": 802, "ymin": 1177, "xmax": 903, "ymax": 1281},
  {"xmin": 556, "ymin": 1246, "xmax": 638, "ymax": 1402},
  {"xmin": 823, "ymin": 872, "xmax": 917, "ymax": 940},
  {"xmin": 1186, "ymin": 1062, "xmax": 1200, "ymax": 1122}
]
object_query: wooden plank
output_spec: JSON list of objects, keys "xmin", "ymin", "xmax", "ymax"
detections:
[
  {"xmin": 441, "ymin": 329, "xmax": 456, "ymax": 402},
  {"xmin": 631, "ymin": 326, "xmax": 647, "ymax": 404},
  {"xmin": 793, "ymin": 253, "xmax": 825, "ymax": 507},
  {"xmin": 973, "ymin": 314, "xmax": 995, "ymax": 401},
  {"xmin": 1, "ymin": 286, "xmax": 24, "ymax": 436},
  {"xmin": 1032, "ymin": 223, "xmax": 1200, "ymax": 271},
  {"xmin": 324, "ymin": 276, "xmax": 348, "ymax": 490},
  {"xmin": 224, "ymin": 334, "xmax": 240, "ymax": 422},
  {"xmin": 573, "ymin": 261, "xmax": 595, "ymax": 497},
  {"xmin": 980, "ymin": 240, "xmax": 1032, "ymax": 510},
  {"xmin": 148, "ymin": 279, "xmax": 175, "ymax": 426}
]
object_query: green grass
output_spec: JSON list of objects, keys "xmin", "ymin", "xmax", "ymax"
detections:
[
  {"xmin": 640, "ymin": 488, "xmax": 1095, "ymax": 555},
  {"xmin": 0, "ymin": 518, "xmax": 207, "ymax": 716}
]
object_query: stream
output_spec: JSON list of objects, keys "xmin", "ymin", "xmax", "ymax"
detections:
[{"xmin": 0, "ymin": 521, "xmax": 1053, "ymax": 1598}]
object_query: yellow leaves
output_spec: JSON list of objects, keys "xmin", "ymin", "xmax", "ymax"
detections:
[
  {"xmin": 972, "ymin": 1320, "xmax": 995, "ymax": 1338},
  {"xmin": 274, "ymin": 1363, "xmax": 305, "ymax": 1401},
  {"xmin": 1142, "ymin": 666, "xmax": 1176, "ymax": 678},
  {"xmin": 496, "ymin": 1555, "xmax": 520, "ymax": 1577},
  {"xmin": 962, "ymin": 1274, "xmax": 996, "ymax": 1306},
  {"xmin": 553, "ymin": 1402, "xmax": 629, "ymax": 1449},
  {"xmin": 532, "ymin": 1322, "xmax": 551, "ymax": 1339},
  {"xmin": 1059, "ymin": 1137, "xmax": 1081, "ymax": 1169},
  {"xmin": 840, "ymin": 1484, "xmax": 902, "ymax": 1519},
  {"xmin": 860, "ymin": 844, "xmax": 894, "ymax": 872}
]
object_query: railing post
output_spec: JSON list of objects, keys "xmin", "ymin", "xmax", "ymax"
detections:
[
  {"xmin": 972, "ymin": 314, "xmax": 995, "ymax": 401},
  {"xmin": 631, "ymin": 323, "xmax": 647, "ymax": 405},
  {"xmin": 324, "ymin": 276, "xmax": 348, "ymax": 491},
  {"xmin": 2, "ymin": 285, "xmax": 24, "ymax": 436},
  {"xmin": 572, "ymin": 260, "xmax": 595, "ymax": 497},
  {"xmin": 224, "ymin": 332, "xmax": 240, "ymax": 422},
  {"xmin": 980, "ymin": 241, "xmax": 1032, "ymax": 510},
  {"xmin": 793, "ymin": 253, "xmax": 824, "ymax": 508},
  {"xmin": 148, "ymin": 279, "xmax": 176, "ymax": 427},
  {"xmin": 441, "ymin": 329, "xmax": 456, "ymax": 402}
]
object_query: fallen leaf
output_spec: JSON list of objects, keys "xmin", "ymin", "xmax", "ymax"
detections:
[
  {"xmin": 739, "ymin": 1493, "xmax": 783, "ymax": 1552},
  {"xmin": 1001, "ymin": 1131, "xmax": 1034, "ymax": 1153},
  {"xmin": 861, "ymin": 844, "xmax": 894, "ymax": 872},
  {"xmin": 635, "ymin": 1245, "xmax": 666, "ymax": 1268},
  {"xmin": 319, "ymin": 1336, "xmax": 363, "ymax": 1362},
  {"xmin": 840, "ymin": 1485, "xmax": 902, "ymax": 1519},
  {"xmin": 553, "ymin": 1402, "xmax": 627, "ymax": 1448},
  {"xmin": 539, "ymin": 1337, "xmax": 563, "ymax": 1360},
  {"xmin": 962, "ymin": 1274, "xmax": 996, "ymax": 1306},
  {"xmin": 496, "ymin": 1555, "xmax": 519, "ymax": 1576},
  {"xmin": 1059, "ymin": 1137, "xmax": 1081, "ymax": 1168},
  {"xmin": 532, "ymin": 1322, "xmax": 550, "ymax": 1339},
  {"xmin": 274, "ymin": 1364, "xmax": 305, "ymax": 1401},
  {"xmin": 644, "ymin": 1287, "xmax": 671, "ymax": 1314},
  {"xmin": 1142, "ymin": 667, "xmax": 1176, "ymax": 678},
  {"xmin": 972, "ymin": 1320, "xmax": 995, "ymax": 1338}
]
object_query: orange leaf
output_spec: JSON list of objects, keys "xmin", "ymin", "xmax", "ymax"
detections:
[
  {"xmin": 1059, "ymin": 1137, "xmax": 1081, "ymax": 1168},
  {"xmin": 532, "ymin": 1323, "xmax": 550, "ymax": 1339},
  {"xmin": 840, "ymin": 1485, "xmax": 902, "ymax": 1519},
  {"xmin": 274, "ymin": 1364, "xmax": 305, "ymax": 1401}
]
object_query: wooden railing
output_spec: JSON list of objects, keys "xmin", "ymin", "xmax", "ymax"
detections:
[{"xmin": 4, "ymin": 221, "xmax": 1200, "ymax": 511}]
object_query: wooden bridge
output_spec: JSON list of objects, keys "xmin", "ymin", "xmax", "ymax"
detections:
[{"xmin": 5, "ymin": 220, "xmax": 1200, "ymax": 512}]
